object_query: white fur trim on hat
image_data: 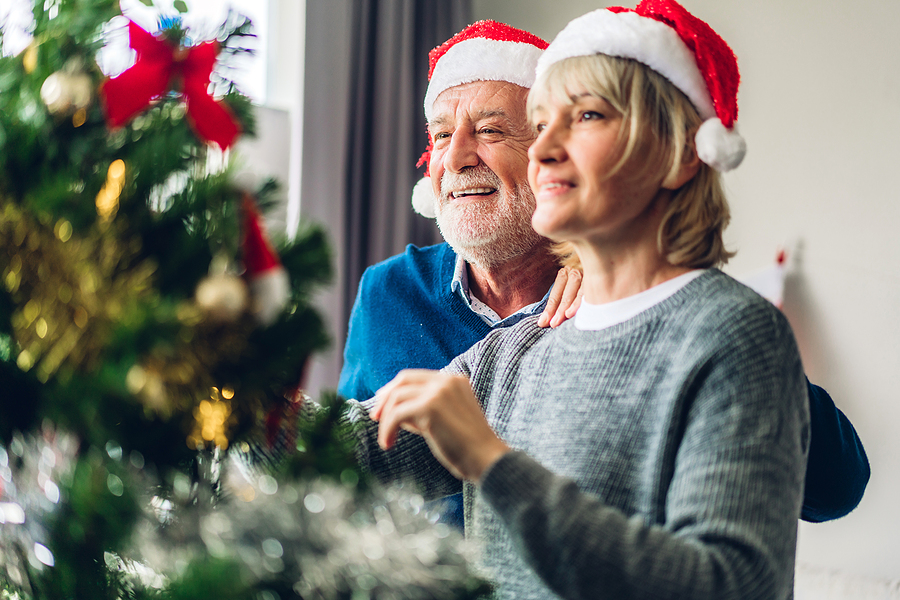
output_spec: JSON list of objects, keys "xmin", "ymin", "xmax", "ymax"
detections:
[
  {"xmin": 411, "ymin": 176, "xmax": 437, "ymax": 218},
  {"xmin": 536, "ymin": 10, "xmax": 716, "ymax": 121},
  {"xmin": 695, "ymin": 118, "xmax": 746, "ymax": 172},
  {"xmin": 424, "ymin": 38, "xmax": 544, "ymax": 121}
]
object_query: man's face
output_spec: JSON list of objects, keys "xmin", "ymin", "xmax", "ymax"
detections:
[{"xmin": 428, "ymin": 81, "xmax": 543, "ymax": 269}]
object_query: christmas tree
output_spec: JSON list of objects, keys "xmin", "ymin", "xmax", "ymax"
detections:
[{"xmin": 0, "ymin": 2, "xmax": 488, "ymax": 598}]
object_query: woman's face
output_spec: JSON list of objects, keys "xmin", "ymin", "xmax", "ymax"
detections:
[{"xmin": 527, "ymin": 89, "xmax": 666, "ymax": 247}]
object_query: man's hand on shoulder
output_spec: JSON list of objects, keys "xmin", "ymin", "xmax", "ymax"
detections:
[{"xmin": 538, "ymin": 266, "xmax": 584, "ymax": 328}]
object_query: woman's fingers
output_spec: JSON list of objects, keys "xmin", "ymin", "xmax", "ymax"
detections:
[
  {"xmin": 371, "ymin": 369, "xmax": 431, "ymax": 421},
  {"xmin": 371, "ymin": 370, "xmax": 509, "ymax": 481},
  {"xmin": 376, "ymin": 382, "xmax": 429, "ymax": 449}
]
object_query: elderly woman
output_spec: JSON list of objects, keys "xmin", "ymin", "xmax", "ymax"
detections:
[{"xmin": 362, "ymin": 2, "xmax": 809, "ymax": 598}]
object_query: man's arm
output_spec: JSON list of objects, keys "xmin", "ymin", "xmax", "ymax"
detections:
[
  {"xmin": 538, "ymin": 266, "xmax": 584, "ymax": 328},
  {"xmin": 802, "ymin": 378, "xmax": 870, "ymax": 522}
]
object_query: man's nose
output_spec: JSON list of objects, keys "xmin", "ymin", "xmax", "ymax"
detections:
[{"xmin": 444, "ymin": 131, "xmax": 480, "ymax": 173}]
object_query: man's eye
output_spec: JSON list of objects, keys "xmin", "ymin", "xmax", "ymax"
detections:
[
  {"xmin": 479, "ymin": 128, "xmax": 499, "ymax": 135},
  {"xmin": 534, "ymin": 123, "xmax": 547, "ymax": 132},
  {"xmin": 433, "ymin": 132, "xmax": 451, "ymax": 141}
]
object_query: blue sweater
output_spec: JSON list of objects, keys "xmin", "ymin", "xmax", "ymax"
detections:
[
  {"xmin": 339, "ymin": 243, "xmax": 494, "ymax": 403},
  {"xmin": 338, "ymin": 242, "xmax": 869, "ymax": 522}
]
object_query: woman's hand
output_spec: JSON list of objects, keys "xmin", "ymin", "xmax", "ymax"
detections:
[
  {"xmin": 371, "ymin": 370, "xmax": 509, "ymax": 482},
  {"xmin": 538, "ymin": 266, "xmax": 584, "ymax": 328}
]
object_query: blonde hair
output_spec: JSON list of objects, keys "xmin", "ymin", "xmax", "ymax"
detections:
[{"xmin": 527, "ymin": 54, "xmax": 734, "ymax": 269}]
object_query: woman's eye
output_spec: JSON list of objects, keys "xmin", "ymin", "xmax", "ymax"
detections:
[
  {"xmin": 580, "ymin": 111, "xmax": 604, "ymax": 122},
  {"xmin": 534, "ymin": 123, "xmax": 547, "ymax": 132}
]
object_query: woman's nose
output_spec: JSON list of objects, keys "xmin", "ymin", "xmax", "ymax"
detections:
[{"xmin": 528, "ymin": 123, "xmax": 566, "ymax": 164}]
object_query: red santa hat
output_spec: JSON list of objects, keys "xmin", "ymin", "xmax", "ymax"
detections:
[
  {"xmin": 535, "ymin": 0, "xmax": 746, "ymax": 172},
  {"xmin": 242, "ymin": 194, "xmax": 290, "ymax": 326},
  {"xmin": 411, "ymin": 21, "xmax": 548, "ymax": 218}
]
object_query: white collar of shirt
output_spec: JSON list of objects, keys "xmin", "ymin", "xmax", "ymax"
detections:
[
  {"xmin": 574, "ymin": 269, "xmax": 707, "ymax": 331},
  {"xmin": 450, "ymin": 254, "xmax": 548, "ymax": 326}
]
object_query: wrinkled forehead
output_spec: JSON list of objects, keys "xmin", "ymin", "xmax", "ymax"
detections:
[{"xmin": 429, "ymin": 80, "xmax": 530, "ymax": 128}]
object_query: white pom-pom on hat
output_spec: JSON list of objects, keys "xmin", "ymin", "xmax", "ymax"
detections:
[
  {"xmin": 696, "ymin": 118, "xmax": 746, "ymax": 172},
  {"xmin": 411, "ymin": 176, "xmax": 437, "ymax": 218}
]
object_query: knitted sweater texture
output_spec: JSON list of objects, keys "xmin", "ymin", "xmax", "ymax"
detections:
[
  {"xmin": 339, "ymin": 243, "xmax": 867, "ymax": 521},
  {"xmin": 354, "ymin": 269, "xmax": 810, "ymax": 600}
]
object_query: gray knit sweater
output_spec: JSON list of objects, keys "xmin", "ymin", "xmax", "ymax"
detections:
[{"xmin": 353, "ymin": 269, "xmax": 810, "ymax": 600}]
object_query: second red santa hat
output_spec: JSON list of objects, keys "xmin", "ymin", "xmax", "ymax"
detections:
[{"xmin": 411, "ymin": 21, "xmax": 548, "ymax": 218}]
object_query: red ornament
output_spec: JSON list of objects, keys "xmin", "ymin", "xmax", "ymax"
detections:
[{"xmin": 100, "ymin": 21, "xmax": 241, "ymax": 150}]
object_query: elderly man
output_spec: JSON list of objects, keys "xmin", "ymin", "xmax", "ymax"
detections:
[{"xmin": 337, "ymin": 21, "xmax": 868, "ymax": 526}]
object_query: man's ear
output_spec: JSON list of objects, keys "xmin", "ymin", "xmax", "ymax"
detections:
[{"xmin": 661, "ymin": 139, "xmax": 702, "ymax": 190}]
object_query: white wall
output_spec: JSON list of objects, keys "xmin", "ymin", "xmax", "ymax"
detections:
[{"xmin": 474, "ymin": 0, "xmax": 900, "ymax": 583}]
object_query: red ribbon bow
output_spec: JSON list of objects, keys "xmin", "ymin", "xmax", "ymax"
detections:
[{"xmin": 101, "ymin": 21, "xmax": 241, "ymax": 150}]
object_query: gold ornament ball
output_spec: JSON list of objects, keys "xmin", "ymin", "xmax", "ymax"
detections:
[
  {"xmin": 40, "ymin": 71, "xmax": 93, "ymax": 116},
  {"xmin": 195, "ymin": 273, "xmax": 249, "ymax": 322}
]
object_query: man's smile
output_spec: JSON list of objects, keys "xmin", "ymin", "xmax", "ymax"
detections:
[{"xmin": 451, "ymin": 187, "xmax": 497, "ymax": 199}]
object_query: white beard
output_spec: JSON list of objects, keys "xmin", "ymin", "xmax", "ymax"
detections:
[{"xmin": 435, "ymin": 166, "xmax": 543, "ymax": 270}]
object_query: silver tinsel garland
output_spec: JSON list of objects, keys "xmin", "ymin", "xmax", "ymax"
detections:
[
  {"xmin": 1, "ymin": 433, "xmax": 486, "ymax": 599},
  {"xmin": 0, "ymin": 428, "xmax": 78, "ymax": 595}
]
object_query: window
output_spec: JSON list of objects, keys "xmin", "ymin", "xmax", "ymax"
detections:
[
  {"xmin": 1, "ymin": 0, "xmax": 269, "ymax": 104},
  {"xmin": 0, "ymin": 0, "xmax": 32, "ymax": 57},
  {"xmin": 2, "ymin": 0, "xmax": 301, "ymax": 237}
]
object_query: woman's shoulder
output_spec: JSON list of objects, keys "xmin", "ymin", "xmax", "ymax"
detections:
[
  {"xmin": 682, "ymin": 269, "xmax": 796, "ymax": 348},
  {"xmin": 690, "ymin": 269, "xmax": 785, "ymax": 315}
]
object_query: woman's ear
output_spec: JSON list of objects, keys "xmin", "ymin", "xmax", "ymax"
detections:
[{"xmin": 662, "ymin": 139, "xmax": 702, "ymax": 190}]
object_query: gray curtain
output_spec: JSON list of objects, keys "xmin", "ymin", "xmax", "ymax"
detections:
[
  {"xmin": 302, "ymin": 0, "xmax": 471, "ymax": 394},
  {"xmin": 344, "ymin": 0, "xmax": 472, "ymax": 317}
]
